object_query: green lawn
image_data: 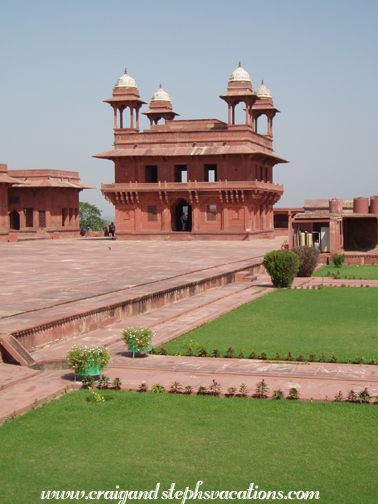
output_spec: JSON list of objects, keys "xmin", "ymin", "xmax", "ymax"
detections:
[
  {"xmin": 163, "ymin": 288, "xmax": 378, "ymax": 362},
  {"xmin": 313, "ymin": 264, "xmax": 378, "ymax": 280},
  {"xmin": 0, "ymin": 391, "xmax": 377, "ymax": 504}
]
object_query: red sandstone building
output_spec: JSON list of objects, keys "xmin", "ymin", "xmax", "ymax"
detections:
[
  {"xmin": 95, "ymin": 65, "xmax": 287, "ymax": 240},
  {"xmin": 0, "ymin": 164, "xmax": 91, "ymax": 241}
]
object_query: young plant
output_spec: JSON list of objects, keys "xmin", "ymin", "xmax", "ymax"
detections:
[
  {"xmin": 355, "ymin": 355, "xmax": 363, "ymax": 364},
  {"xmin": 225, "ymin": 346, "xmax": 235, "ymax": 358},
  {"xmin": 238, "ymin": 383, "xmax": 249, "ymax": 397},
  {"xmin": 248, "ymin": 350, "xmax": 257, "ymax": 359},
  {"xmin": 112, "ymin": 377, "xmax": 122, "ymax": 390},
  {"xmin": 358, "ymin": 388, "xmax": 371, "ymax": 404},
  {"xmin": 226, "ymin": 386, "xmax": 237, "ymax": 397},
  {"xmin": 160, "ymin": 346, "xmax": 168, "ymax": 356},
  {"xmin": 275, "ymin": 351, "xmax": 280, "ymax": 360},
  {"xmin": 330, "ymin": 353, "xmax": 337, "ymax": 363},
  {"xmin": 184, "ymin": 385, "xmax": 193, "ymax": 395},
  {"xmin": 97, "ymin": 374, "xmax": 110, "ymax": 389},
  {"xmin": 211, "ymin": 347, "xmax": 220, "ymax": 358},
  {"xmin": 255, "ymin": 379, "xmax": 269, "ymax": 399},
  {"xmin": 237, "ymin": 349, "xmax": 244, "ymax": 359},
  {"xmin": 260, "ymin": 350, "xmax": 267, "ymax": 360},
  {"xmin": 88, "ymin": 388, "xmax": 106, "ymax": 403},
  {"xmin": 370, "ymin": 357, "xmax": 376, "ymax": 365},
  {"xmin": 334, "ymin": 391, "xmax": 344, "ymax": 402},
  {"xmin": 309, "ymin": 353, "xmax": 316, "ymax": 362},
  {"xmin": 81, "ymin": 374, "xmax": 95, "ymax": 389},
  {"xmin": 347, "ymin": 389, "xmax": 357, "ymax": 403},
  {"xmin": 138, "ymin": 381, "xmax": 148, "ymax": 392},
  {"xmin": 286, "ymin": 351, "xmax": 293, "ymax": 361},
  {"xmin": 297, "ymin": 353, "xmax": 304, "ymax": 362},
  {"xmin": 169, "ymin": 381, "xmax": 183, "ymax": 394},
  {"xmin": 197, "ymin": 385, "xmax": 208, "ymax": 396},
  {"xmin": 209, "ymin": 379, "xmax": 222, "ymax": 396},
  {"xmin": 197, "ymin": 347, "xmax": 208, "ymax": 357},
  {"xmin": 287, "ymin": 387, "xmax": 300, "ymax": 400},
  {"xmin": 152, "ymin": 383, "xmax": 166, "ymax": 394},
  {"xmin": 332, "ymin": 252, "xmax": 345, "ymax": 268},
  {"xmin": 272, "ymin": 389, "xmax": 284, "ymax": 400},
  {"xmin": 319, "ymin": 352, "xmax": 326, "ymax": 363}
]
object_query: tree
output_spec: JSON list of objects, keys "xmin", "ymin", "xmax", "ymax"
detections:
[{"xmin": 79, "ymin": 202, "xmax": 106, "ymax": 232}]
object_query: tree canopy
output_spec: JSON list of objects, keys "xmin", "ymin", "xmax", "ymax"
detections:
[{"xmin": 79, "ymin": 202, "xmax": 106, "ymax": 232}]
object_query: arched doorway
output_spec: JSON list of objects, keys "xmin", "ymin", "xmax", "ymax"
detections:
[
  {"xmin": 9, "ymin": 210, "xmax": 20, "ymax": 230},
  {"xmin": 172, "ymin": 199, "xmax": 192, "ymax": 232}
]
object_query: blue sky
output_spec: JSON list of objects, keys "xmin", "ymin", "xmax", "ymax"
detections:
[{"xmin": 1, "ymin": 0, "xmax": 377, "ymax": 217}]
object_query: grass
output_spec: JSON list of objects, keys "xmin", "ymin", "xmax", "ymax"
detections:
[
  {"xmin": 312, "ymin": 264, "xmax": 378, "ymax": 280},
  {"xmin": 163, "ymin": 288, "xmax": 378, "ymax": 362},
  {"xmin": 1, "ymin": 391, "xmax": 377, "ymax": 504}
]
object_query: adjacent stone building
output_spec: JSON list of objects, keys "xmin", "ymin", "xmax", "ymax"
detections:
[
  {"xmin": 95, "ymin": 65, "xmax": 287, "ymax": 240},
  {"xmin": 0, "ymin": 165, "xmax": 92, "ymax": 241}
]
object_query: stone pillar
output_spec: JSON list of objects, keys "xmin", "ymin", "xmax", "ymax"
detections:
[
  {"xmin": 192, "ymin": 202, "xmax": 200, "ymax": 232},
  {"xmin": 130, "ymin": 108, "xmax": 134, "ymax": 129},
  {"xmin": 134, "ymin": 207, "xmax": 142, "ymax": 231},
  {"xmin": 244, "ymin": 205, "xmax": 250, "ymax": 230},
  {"xmin": 113, "ymin": 106, "xmax": 117, "ymax": 129}
]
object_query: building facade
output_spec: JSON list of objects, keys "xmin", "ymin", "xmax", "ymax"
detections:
[
  {"xmin": 0, "ymin": 165, "xmax": 92, "ymax": 241},
  {"xmin": 95, "ymin": 65, "xmax": 287, "ymax": 240}
]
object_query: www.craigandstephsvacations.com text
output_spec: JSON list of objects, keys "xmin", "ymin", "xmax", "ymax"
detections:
[{"xmin": 41, "ymin": 481, "xmax": 320, "ymax": 502}]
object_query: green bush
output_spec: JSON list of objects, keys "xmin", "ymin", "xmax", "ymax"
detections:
[
  {"xmin": 262, "ymin": 250, "xmax": 300, "ymax": 288},
  {"xmin": 292, "ymin": 246, "xmax": 320, "ymax": 277},
  {"xmin": 332, "ymin": 253, "xmax": 345, "ymax": 268}
]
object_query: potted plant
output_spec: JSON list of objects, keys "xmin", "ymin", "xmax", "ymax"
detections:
[
  {"xmin": 122, "ymin": 326, "xmax": 154, "ymax": 358},
  {"xmin": 66, "ymin": 345, "xmax": 111, "ymax": 380}
]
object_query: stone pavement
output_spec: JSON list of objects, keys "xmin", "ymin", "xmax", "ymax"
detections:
[{"xmin": 1, "ymin": 237, "xmax": 378, "ymax": 423}]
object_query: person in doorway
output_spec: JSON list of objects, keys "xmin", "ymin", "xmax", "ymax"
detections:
[
  {"xmin": 180, "ymin": 213, "xmax": 187, "ymax": 231},
  {"xmin": 104, "ymin": 225, "xmax": 109, "ymax": 237},
  {"xmin": 109, "ymin": 222, "xmax": 115, "ymax": 238}
]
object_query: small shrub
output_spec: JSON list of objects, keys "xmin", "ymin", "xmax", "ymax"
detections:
[
  {"xmin": 319, "ymin": 352, "xmax": 326, "ymax": 363},
  {"xmin": 211, "ymin": 347, "xmax": 220, "ymax": 358},
  {"xmin": 272, "ymin": 389, "xmax": 284, "ymax": 400},
  {"xmin": 81, "ymin": 375, "xmax": 95, "ymax": 389},
  {"xmin": 347, "ymin": 389, "xmax": 357, "ymax": 403},
  {"xmin": 112, "ymin": 377, "xmax": 122, "ymax": 390},
  {"xmin": 169, "ymin": 381, "xmax": 183, "ymax": 394},
  {"xmin": 286, "ymin": 351, "xmax": 293, "ymax": 361},
  {"xmin": 275, "ymin": 351, "xmax": 280, "ymax": 360},
  {"xmin": 238, "ymin": 383, "xmax": 249, "ymax": 397},
  {"xmin": 260, "ymin": 350, "xmax": 267, "ymax": 360},
  {"xmin": 292, "ymin": 246, "xmax": 320, "ymax": 277},
  {"xmin": 152, "ymin": 383, "xmax": 165, "ymax": 394},
  {"xmin": 197, "ymin": 347, "xmax": 208, "ymax": 357},
  {"xmin": 334, "ymin": 391, "xmax": 344, "ymax": 402},
  {"xmin": 330, "ymin": 353, "xmax": 337, "ymax": 363},
  {"xmin": 184, "ymin": 385, "xmax": 193, "ymax": 395},
  {"xmin": 209, "ymin": 379, "xmax": 222, "ymax": 396},
  {"xmin": 227, "ymin": 386, "xmax": 237, "ymax": 397},
  {"xmin": 287, "ymin": 387, "xmax": 300, "ymax": 400},
  {"xmin": 358, "ymin": 388, "xmax": 371, "ymax": 404},
  {"xmin": 88, "ymin": 389, "xmax": 105, "ymax": 403},
  {"xmin": 197, "ymin": 385, "xmax": 208, "ymax": 396},
  {"xmin": 248, "ymin": 349, "xmax": 257, "ymax": 359},
  {"xmin": 237, "ymin": 349, "xmax": 244, "ymax": 359},
  {"xmin": 297, "ymin": 353, "xmax": 304, "ymax": 362},
  {"xmin": 138, "ymin": 381, "xmax": 148, "ymax": 392},
  {"xmin": 309, "ymin": 353, "xmax": 316, "ymax": 362},
  {"xmin": 97, "ymin": 374, "xmax": 110, "ymax": 390},
  {"xmin": 225, "ymin": 346, "xmax": 235, "ymax": 358},
  {"xmin": 262, "ymin": 250, "xmax": 300, "ymax": 288},
  {"xmin": 355, "ymin": 355, "xmax": 363, "ymax": 364},
  {"xmin": 332, "ymin": 253, "xmax": 345, "ymax": 268},
  {"xmin": 370, "ymin": 357, "xmax": 376, "ymax": 365},
  {"xmin": 255, "ymin": 379, "xmax": 269, "ymax": 399},
  {"xmin": 160, "ymin": 346, "xmax": 168, "ymax": 356}
]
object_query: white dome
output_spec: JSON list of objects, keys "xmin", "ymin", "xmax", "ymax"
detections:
[
  {"xmin": 229, "ymin": 62, "xmax": 251, "ymax": 83},
  {"xmin": 151, "ymin": 85, "xmax": 171, "ymax": 102},
  {"xmin": 255, "ymin": 80, "xmax": 272, "ymax": 99},
  {"xmin": 114, "ymin": 69, "xmax": 138, "ymax": 89}
]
